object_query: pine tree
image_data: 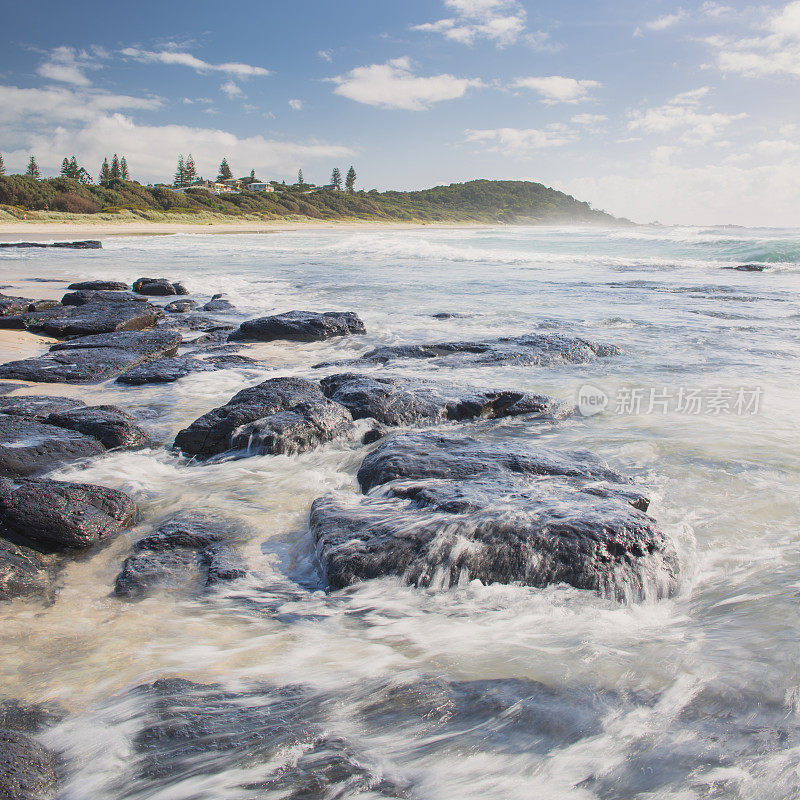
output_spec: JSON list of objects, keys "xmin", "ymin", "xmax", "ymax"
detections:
[
  {"xmin": 331, "ymin": 167, "xmax": 342, "ymax": 190},
  {"xmin": 0, "ymin": 153, "xmax": 5, "ymax": 176},
  {"xmin": 99, "ymin": 158, "xmax": 111, "ymax": 185},
  {"xmin": 345, "ymin": 165, "xmax": 356, "ymax": 193},
  {"xmin": 26, "ymin": 156, "xmax": 40, "ymax": 179},
  {"xmin": 120, "ymin": 156, "xmax": 129, "ymax": 180},
  {"xmin": 76, "ymin": 167, "xmax": 93, "ymax": 185},
  {"xmin": 110, "ymin": 154, "xmax": 121, "ymax": 180},
  {"xmin": 297, "ymin": 169, "xmax": 304, "ymax": 186},
  {"xmin": 174, "ymin": 155, "xmax": 186, "ymax": 187},
  {"xmin": 185, "ymin": 154, "xmax": 197, "ymax": 183},
  {"xmin": 217, "ymin": 158, "xmax": 233, "ymax": 181},
  {"xmin": 60, "ymin": 157, "xmax": 70, "ymax": 177},
  {"xmin": 69, "ymin": 156, "xmax": 80, "ymax": 179},
  {"xmin": 249, "ymin": 168, "xmax": 256, "ymax": 182}
]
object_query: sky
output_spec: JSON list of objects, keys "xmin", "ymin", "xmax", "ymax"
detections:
[{"xmin": 1, "ymin": 0, "xmax": 799, "ymax": 225}]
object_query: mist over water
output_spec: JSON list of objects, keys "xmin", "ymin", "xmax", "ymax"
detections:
[{"xmin": 1, "ymin": 224, "xmax": 799, "ymax": 799}]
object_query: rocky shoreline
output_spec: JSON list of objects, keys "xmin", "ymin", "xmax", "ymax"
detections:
[{"xmin": 0, "ymin": 269, "xmax": 678, "ymax": 799}]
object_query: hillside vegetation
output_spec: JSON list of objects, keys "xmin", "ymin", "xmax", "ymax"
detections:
[{"xmin": 0, "ymin": 175, "xmax": 623, "ymax": 225}]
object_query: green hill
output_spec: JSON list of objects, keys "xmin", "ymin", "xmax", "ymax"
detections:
[{"xmin": 0, "ymin": 175, "xmax": 624, "ymax": 225}]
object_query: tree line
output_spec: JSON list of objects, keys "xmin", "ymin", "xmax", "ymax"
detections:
[{"xmin": 0, "ymin": 151, "xmax": 359, "ymax": 193}]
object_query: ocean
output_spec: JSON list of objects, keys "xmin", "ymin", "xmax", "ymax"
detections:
[{"xmin": 1, "ymin": 224, "xmax": 798, "ymax": 799}]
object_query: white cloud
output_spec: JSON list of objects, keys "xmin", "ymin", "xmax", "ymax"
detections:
[
  {"xmin": 465, "ymin": 125, "xmax": 577, "ymax": 155},
  {"xmin": 754, "ymin": 138, "xmax": 800, "ymax": 156},
  {"xmin": 706, "ymin": 0, "xmax": 800, "ymax": 77},
  {"xmin": 513, "ymin": 76, "xmax": 602, "ymax": 104},
  {"xmin": 627, "ymin": 88, "xmax": 746, "ymax": 143},
  {"xmin": 639, "ymin": 10, "xmax": 687, "ymax": 34},
  {"xmin": 220, "ymin": 81, "xmax": 243, "ymax": 98},
  {"xmin": 572, "ymin": 113, "xmax": 607, "ymax": 125},
  {"xmin": 0, "ymin": 83, "xmax": 350, "ymax": 180},
  {"xmin": 564, "ymin": 151, "xmax": 800, "ymax": 226},
  {"xmin": 412, "ymin": 0, "xmax": 530, "ymax": 47},
  {"xmin": 121, "ymin": 47, "xmax": 270, "ymax": 78},
  {"xmin": 330, "ymin": 57, "xmax": 482, "ymax": 110},
  {"xmin": 36, "ymin": 46, "xmax": 100, "ymax": 87},
  {"xmin": 317, "ymin": 50, "xmax": 333, "ymax": 62},
  {"xmin": 288, "ymin": 98, "xmax": 303, "ymax": 110}
]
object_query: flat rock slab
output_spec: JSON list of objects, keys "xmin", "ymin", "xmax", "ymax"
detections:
[
  {"xmin": 0, "ymin": 295, "xmax": 61, "ymax": 317},
  {"xmin": 5, "ymin": 301, "xmax": 163, "ymax": 337},
  {"xmin": 67, "ymin": 280, "xmax": 129, "ymax": 291},
  {"xmin": 0, "ymin": 239, "xmax": 100, "ymax": 249},
  {"xmin": 0, "ymin": 728, "xmax": 58, "ymax": 800},
  {"xmin": 0, "ymin": 538, "xmax": 51, "ymax": 601},
  {"xmin": 0, "ymin": 477, "xmax": 137, "ymax": 551},
  {"xmin": 0, "ymin": 330, "xmax": 181, "ymax": 384},
  {"xmin": 117, "ymin": 353, "xmax": 259, "ymax": 385},
  {"xmin": 115, "ymin": 514, "xmax": 246, "ymax": 598},
  {"xmin": 334, "ymin": 332, "xmax": 620, "ymax": 368},
  {"xmin": 0, "ymin": 415, "xmax": 106, "ymax": 477},
  {"xmin": 46, "ymin": 406, "xmax": 150, "ymax": 449},
  {"xmin": 310, "ymin": 431, "xmax": 678, "ymax": 599},
  {"xmin": 320, "ymin": 372, "xmax": 560, "ymax": 426},
  {"xmin": 230, "ymin": 310, "xmax": 366, "ymax": 342},
  {"xmin": 133, "ymin": 278, "xmax": 188, "ymax": 296},
  {"xmin": 61, "ymin": 290, "xmax": 146, "ymax": 306},
  {"xmin": 174, "ymin": 376, "xmax": 348, "ymax": 459}
]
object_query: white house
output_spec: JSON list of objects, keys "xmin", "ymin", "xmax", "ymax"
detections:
[{"xmin": 247, "ymin": 182, "xmax": 274, "ymax": 192}]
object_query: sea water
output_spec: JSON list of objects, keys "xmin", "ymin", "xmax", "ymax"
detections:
[{"xmin": 1, "ymin": 224, "xmax": 799, "ymax": 798}]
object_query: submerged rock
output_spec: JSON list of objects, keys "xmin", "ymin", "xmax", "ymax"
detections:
[
  {"xmin": 230, "ymin": 310, "xmax": 366, "ymax": 342},
  {"xmin": 0, "ymin": 538, "xmax": 51, "ymax": 601},
  {"xmin": 164, "ymin": 299, "xmax": 199, "ymax": 313},
  {"xmin": 115, "ymin": 515, "xmax": 246, "ymax": 598},
  {"xmin": 724, "ymin": 264, "xmax": 767, "ymax": 272},
  {"xmin": 0, "ymin": 729, "xmax": 58, "ymax": 800},
  {"xmin": 67, "ymin": 280, "xmax": 129, "ymax": 291},
  {"xmin": 203, "ymin": 294, "xmax": 235, "ymax": 312},
  {"xmin": 0, "ymin": 477, "xmax": 137, "ymax": 551},
  {"xmin": 320, "ymin": 372, "xmax": 559, "ymax": 426},
  {"xmin": 174, "ymin": 376, "xmax": 344, "ymax": 459},
  {"xmin": 310, "ymin": 431, "xmax": 677, "ymax": 599},
  {"xmin": 337, "ymin": 332, "xmax": 620, "ymax": 368},
  {"xmin": 117, "ymin": 353, "xmax": 259, "ymax": 385},
  {"xmin": 133, "ymin": 277, "xmax": 188, "ymax": 296},
  {"xmin": 0, "ymin": 330, "xmax": 181, "ymax": 384}
]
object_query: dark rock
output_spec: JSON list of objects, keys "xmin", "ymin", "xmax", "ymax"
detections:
[
  {"xmin": 310, "ymin": 431, "xmax": 677, "ymax": 599},
  {"xmin": 0, "ymin": 295, "xmax": 61, "ymax": 317},
  {"xmin": 117, "ymin": 356, "xmax": 214, "ymax": 385},
  {"xmin": 0, "ymin": 538, "xmax": 50, "ymax": 600},
  {"xmin": 0, "ymin": 415, "xmax": 105, "ymax": 477},
  {"xmin": 0, "ymin": 396, "xmax": 85, "ymax": 420},
  {"xmin": 0, "ymin": 330, "xmax": 181, "ymax": 384},
  {"xmin": 164, "ymin": 299, "xmax": 199, "ymax": 313},
  {"xmin": 115, "ymin": 515, "xmax": 246, "ymax": 598},
  {"xmin": 158, "ymin": 314, "xmax": 232, "ymax": 332},
  {"xmin": 174, "ymin": 376, "xmax": 335, "ymax": 459},
  {"xmin": 723, "ymin": 264, "xmax": 767, "ymax": 272},
  {"xmin": 117, "ymin": 353, "xmax": 258, "ymax": 385},
  {"xmin": 67, "ymin": 280, "xmax": 129, "ymax": 291},
  {"xmin": 46, "ymin": 406, "xmax": 150, "ymax": 449},
  {"xmin": 22, "ymin": 302, "xmax": 163, "ymax": 337},
  {"xmin": 186, "ymin": 329, "xmax": 239, "ymax": 347},
  {"xmin": 0, "ymin": 239, "xmax": 100, "ymax": 249},
  {"xmin": 363, "ymin": 424, "xmax": 388, "ymax": 444},
  {"xmin": 61, "ymin": 290, "xmax": 146, "ymax": 305},
  {"xmin": 0, "ymin": 477, "xmax": 137, "ymax": 551},
  {"xmin": 0, "ymin": 729, "xmax": 58, "ymax": 800},
  {"xmin": 320, "ymin": 372, "xmax": 559, "ymax": 426},
  {"xmin": 333, "ymin": 333, "xmax": 620, "ymax": 368},
  {"xmin": 230, "ymin": 310, "xmax": 366, "ymax": 342},
  {"xmin": 203, "ymin": 294, "xmax": 235, "ymax": 311},
  {"xmin": 0, "ymin": 701, "xmax": 65, "ymax": 733},
  {"xmin": 230, "ymin": 398, "xmax": 353, "ymax": 456},
  {"xmin": 133, "ymin": 277, "xmax": 187, "ymax": 296}
]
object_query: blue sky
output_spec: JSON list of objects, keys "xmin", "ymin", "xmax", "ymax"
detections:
[{"xmin": 2, "ymin": 0, "xmax": 799, "ymax": 225}]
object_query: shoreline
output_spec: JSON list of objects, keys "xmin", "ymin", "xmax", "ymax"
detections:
[{"xmin": 0, "ymin": 218, "xmax": 504, "ymax": 239}]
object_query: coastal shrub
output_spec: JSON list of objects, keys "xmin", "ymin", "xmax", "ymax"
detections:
[{"xmin": 50, "ymin": 192, "xmax": 101, "ymax": 213}]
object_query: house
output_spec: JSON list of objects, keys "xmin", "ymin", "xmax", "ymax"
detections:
[
  {"xmin": 222, "ymin": 178, "xmax": 244, "ymax": 191},
  {"xmin": 247, "ymin": 182, "xmax": 274, "ymax": 192}
]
